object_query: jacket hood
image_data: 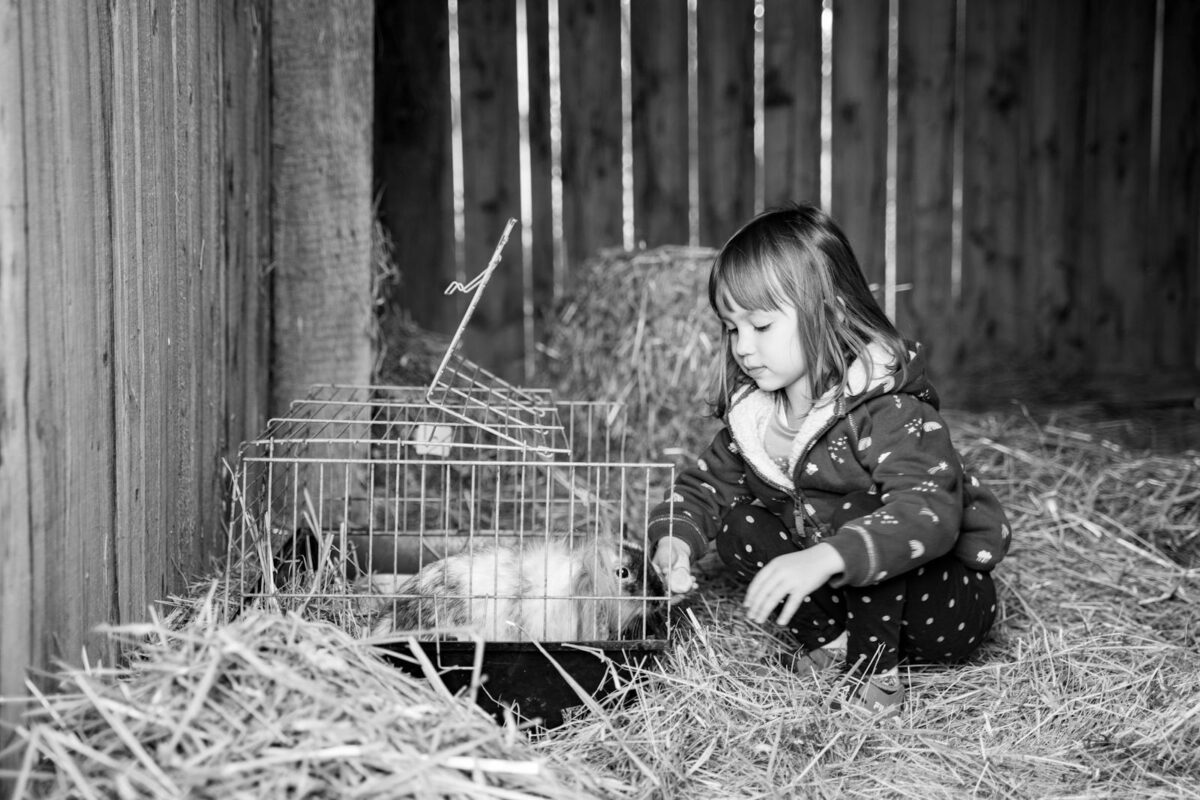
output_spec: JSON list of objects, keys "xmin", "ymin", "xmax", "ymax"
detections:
[{"xmin": 725, "ymin": 340, "xmax": 935, "ymax": 488}]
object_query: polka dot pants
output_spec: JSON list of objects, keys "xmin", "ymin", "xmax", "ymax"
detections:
[{"xmin": 717, "ymin": 505, "xmax": 997, "ymax": 675}]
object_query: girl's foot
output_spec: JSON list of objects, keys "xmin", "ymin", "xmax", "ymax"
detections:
[
  {"xmin": 786, "ymin": 644, "xmax": 845, "ymax": 674},
  {"xmin": 833, "ymin": 669, "xmax": 905, "ymax": 717},
  {"xmin": 784, "ymin": 630, "xmax": 848, "ymax": 674}
]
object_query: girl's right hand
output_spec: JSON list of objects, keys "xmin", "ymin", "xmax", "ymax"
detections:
[{"xmin": 652, "ymin": 536, "xmax": 698, "ymax": 598}]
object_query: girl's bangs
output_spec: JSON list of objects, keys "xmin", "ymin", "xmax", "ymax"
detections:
[{"xmin": 712, "ymin": 250, "xmax": 794, "ymax": 315}]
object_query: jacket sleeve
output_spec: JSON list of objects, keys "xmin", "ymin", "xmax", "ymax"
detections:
[
  {"xmin": 647, "ymin": 426, "xmax": 754, "ymax": 557},
  {"xmin": 822, "ymin": 393, "xmax": 965, "ymax": 587}
]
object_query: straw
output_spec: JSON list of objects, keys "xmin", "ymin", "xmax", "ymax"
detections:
[
  {"xmin": 6, "ymin": 597, "xmax": 608, "ymax": 799},
  {"xmin": 536, "ymin": 246, "xmax": 725, "ymax": 465},
  {"xmin": 7, "ymin": 246, "xmax": 1200, "ymax": 798}
]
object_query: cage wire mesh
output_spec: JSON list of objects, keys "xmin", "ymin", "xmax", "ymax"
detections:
[{"xmin": 225, "ymin": 220, "xmax": 676, "ymax": 645}]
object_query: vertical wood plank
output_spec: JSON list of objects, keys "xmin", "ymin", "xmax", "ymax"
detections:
[
  {"xmin": 21, "ymin": 1, "xmax": 118, "ymax": 667},
  {"xmin": 0, "ymin": 0, "xmax": 32, "ymax": 774},
  {"xmin": 111, "ymin": 0, "xmax": 155, "ymax": 624},
  {"xmin": 221, "ymin": 0, "xmax": 271, "ymax": 455},
  {"xmin": 894, "ymin": 0, "xmax": 956, "ymax": 381},
  {"xmin": 168, "ymin": 0, "xmax": 201, "ymax": 587},
  {"xmin": 270, "ymin": 0, "xmax": 374, "ymax": 413},
  {"xmin": 1153, "ymin": 0, "xmax": 1200, "ymax": 373},
  {"xmin": 374, "ymin": 1, "xmax": 456, "ymax": 340},
  {"xmin": 762, "ymin": 0, "xmax": 823, "ymax": 209},
  {"xmin": 21, "ymin": 0, "xmax": 66, "ymax": 674},
  {"xmin": 830, "ymin": 0, "xmax": 888, "ymax": 289},
  {"xmin": 1023, "ymin": 0, "xmax": 1088, "ymax": 381},
  {"xmin": 1079, "ymin": 0, "xmax": 1155, "ymax": 376},
  {"xmin": 524, "ymin": 0, "xmax": 556, "ymax": 345},
  {"xmin": 458, "ymin": 0, "xmax": 524, "ymax": 378},
  {"xmin": 631, "ymin": 0, "xmax": 689, "ymax": 247},
  {"xmin": 197, "ymin": 0, "xmax": 225, "ymax": 559},
  {"xmin": 960, "ymin": 0, "xmax": 1029, "ymax": 375},
  {"xmin": 559, "ymin": 0, "xmax": 623, "ymax": 269},
  {"xmin": 697, "ymin": 0, "xmax": 755, "ymax": 244}
]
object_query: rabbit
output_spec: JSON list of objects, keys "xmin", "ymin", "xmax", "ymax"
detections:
[{"xmin": 370, "ymin": 535, "xmax": 667, "ymax": 642}]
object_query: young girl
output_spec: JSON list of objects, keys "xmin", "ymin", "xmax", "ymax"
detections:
[{"xmin": 649, "ymin": 202, "xmax": 1010, "ymax": 716}]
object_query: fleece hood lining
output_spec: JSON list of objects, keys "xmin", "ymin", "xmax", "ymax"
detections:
[{"xmin": 726, "ymin": 342, "xmax": 900, "ymax": 489}]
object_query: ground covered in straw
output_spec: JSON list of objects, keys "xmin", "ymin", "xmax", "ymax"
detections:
[
  {"xmin": 7, "ymin": 410, "xmax": 1199, "ymax": 798},
  {"xmin": 7, "ymin": 246, "xmax": 1200, "ymax": 797}
]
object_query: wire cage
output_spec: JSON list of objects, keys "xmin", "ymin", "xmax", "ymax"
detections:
[
  {"xmin": 225, "ymin": 220, "xmax": 678, "ymax": 652},
  {"xmin": 225, "ymin": 384, "xmax": 676, "ymax": 640}
]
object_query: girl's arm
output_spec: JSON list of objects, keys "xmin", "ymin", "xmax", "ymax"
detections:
[
  {"xmin": 823, "ymin": 394, "xmax": 965, "ymax": 586},
  {"xmin": 647, "ymin": 427, "xmax": 753, "ymax": 556}
]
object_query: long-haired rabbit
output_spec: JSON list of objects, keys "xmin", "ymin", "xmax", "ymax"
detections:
[{"xmin": 371, "ymin": 535, "xmax": 666, "ymax": 641}]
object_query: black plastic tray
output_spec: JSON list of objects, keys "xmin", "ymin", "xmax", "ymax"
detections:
[{"xmin": 378, "ymin": 638, "xmax": 668, "ymax": 728}]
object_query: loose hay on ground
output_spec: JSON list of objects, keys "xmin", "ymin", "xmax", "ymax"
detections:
[
  {"xmin": 7, "ymin": 242, "xmax": 1200, "ymax": 797},
  {"xmin": 4, "ymin": 592, "xmax": 610, "ymax": 799},
  {"xmin": 534, "ymin": 412, "xmax": 1200, "ymax": 799},
  {"xmin": 6, "ymin": 415, "xmax": 1199, "ymax": 800}
]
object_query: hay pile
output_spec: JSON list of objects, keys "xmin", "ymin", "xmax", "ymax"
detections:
[
  {"xmin": 538, "ymin": 246, "xmax": 724, "ymax": 464},
  {"xmin": 4, "ymin": 588, "xmax": 611, "ymax": 799}
]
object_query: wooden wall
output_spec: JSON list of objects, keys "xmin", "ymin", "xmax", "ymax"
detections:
[
  {"xmin": 0, "ymin": 0, "xmax": 271, "ymax": 764},
  {"xmin": 376, "ymin": 0, "xmax": 1200, "ymax": 406}
]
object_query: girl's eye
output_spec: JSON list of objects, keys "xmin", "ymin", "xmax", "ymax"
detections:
[{"xmin": 753, "ymin": 323, "xmax": 770, "ymax": 333}]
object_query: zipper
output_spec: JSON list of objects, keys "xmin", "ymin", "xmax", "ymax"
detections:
[{"xmin": 790, "ymin": 397, "xmax": 849, "ymax": 542}]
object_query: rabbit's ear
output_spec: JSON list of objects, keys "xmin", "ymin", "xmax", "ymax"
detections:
[{"xmin": 571, "ymin": 551, "xmax": 597, "ymax": 599}]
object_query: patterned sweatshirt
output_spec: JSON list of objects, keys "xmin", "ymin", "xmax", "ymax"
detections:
[{"xmin": 647, "ymin": 341, "xmax": 1011, "ymax": 587}]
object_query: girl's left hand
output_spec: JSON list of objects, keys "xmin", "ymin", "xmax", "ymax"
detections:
[{"xmin": 743, "ymin": 543, "xmax": 846, "ymax": 626}]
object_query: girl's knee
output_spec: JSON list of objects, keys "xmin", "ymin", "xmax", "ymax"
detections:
[{"xmin": 715, "ymin": 506, "xmax": 793, "ymax": 573}]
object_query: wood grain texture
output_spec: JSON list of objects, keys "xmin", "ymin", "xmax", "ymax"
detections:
[
  {"xmin": 270, "ymin": 0, "xmax": 374, "ymax": 414},
  {"xmin": 559, "ymin": 0, "xmax": 624, "ymax": 271},
  {"xmin": 632, "ymin": 0, "xmax": 690, "ymax": 248},
  {"xmin": 960, "ymin": 0, "xmax": 1028, "ymax": 368},
  {"xmin": 697, "ymin": 0, "xmax": 755, "ymax": 245},
  {"xmin": 762, "ymin": 0, "xmax": 823, "ymax": 209},
  {"xmin": 1080, "ymin": 0, "xmax": 1156, "ymax": 376},
  {"xmin": 1152, "ymin": 0, "xmax": 1200, "ymax": 372},
  {"xmin": 458, "ymin": 0, "xmax": 525, "ymax": 379},
  {"xmin": 374, "ymin": 1, "xmax": 456, "ymax": 339},
  {"xmin": 0, "ymin": 0, "xmax": 32, "ymax": 775},
  {"xmin": 830, "ymin": 0, "xmax": 888, "ymax": 289},
  {"xmin": 21, "ymin": 0, "xmax": 118, "ymax": 674},
  {"xmin": 1019, "ymin": 0, "xmax": 1088, "ymax": 380},
  {"xmin": 4, "ymin": 0, "xmax": 272, "ymax": 756},
  {"xmin": 894, "ymin": 0, "xmax": 957, "ymax": 382}
]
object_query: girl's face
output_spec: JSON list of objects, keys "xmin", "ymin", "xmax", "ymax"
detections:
[{"xmin": 720, "ymin": 298, "xmax": 812, "ymax": 408}]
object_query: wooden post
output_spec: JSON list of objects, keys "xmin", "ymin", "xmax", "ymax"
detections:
[{"xmin": 270, "ymin": 0, "xmax": 375, "ymax": 414}]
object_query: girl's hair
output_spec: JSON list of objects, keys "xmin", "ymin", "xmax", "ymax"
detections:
[{"xmin": 708, "ymin": 202, "xmax": 906, "ymax": 418}]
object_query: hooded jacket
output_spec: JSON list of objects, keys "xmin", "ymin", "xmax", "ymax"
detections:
[{"xmin": 647, "ymin": 341, "xmax": 1011, "ymax": 587}]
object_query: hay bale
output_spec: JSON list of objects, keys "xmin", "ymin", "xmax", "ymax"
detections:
[{"xmin": 537, "ymin": 246, "xmax": 724, "ymax": 464}]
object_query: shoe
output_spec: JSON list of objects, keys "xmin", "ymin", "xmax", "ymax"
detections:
[
  {"xmin": 832, "ymin": 671, "xmax": 905, "ymax": 717},
  {"xmin": 785, "ymin": 645, "xmax": 845, "ymax": 674}
]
